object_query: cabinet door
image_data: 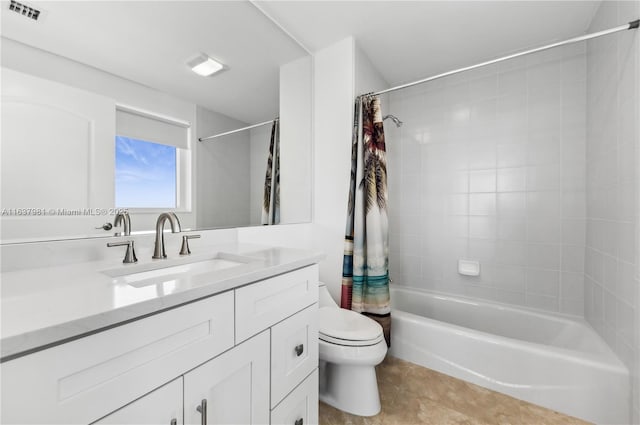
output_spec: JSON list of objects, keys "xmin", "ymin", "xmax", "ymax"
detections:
[
  {"xmin": 271, "ymin": 370, "xmax": 318, "ymax": 425},
  {"xmin": 92, "ymin": 378, "xmax": 182, "ymax": 425},
  {"xmin": 184, "ymin": 330, "xmax": 269, "ymax": 425},
  {"xmin": 271, "ymin": 303, "xmax": 318, "ymax": 407}
]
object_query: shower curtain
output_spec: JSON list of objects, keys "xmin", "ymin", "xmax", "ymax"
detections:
[
  {"xmin": 261, "ymin": 119, "xmax": 280, "ymax": 225},
  {"xmin": 341, "ymin": 95, "xmax": 391, "ymax": 346}
]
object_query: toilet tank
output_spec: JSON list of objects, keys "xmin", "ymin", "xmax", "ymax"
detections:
[{"xmin": 318, "ymin": 283, "xmax": 339, "ymax": 309}]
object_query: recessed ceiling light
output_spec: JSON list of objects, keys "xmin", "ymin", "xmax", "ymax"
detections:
[{"xmin": 187, "ymin": 54, "xmax": 225, "ymax": 77}]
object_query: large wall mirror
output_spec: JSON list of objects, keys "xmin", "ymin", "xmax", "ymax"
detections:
[{"xmin": 0, "ymin": 1, "xmax": 312, "ymax": 243}]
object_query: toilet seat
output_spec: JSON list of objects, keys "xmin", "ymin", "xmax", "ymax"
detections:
[
  {"xmin": 319, "ymin": 307, "xmax": 384, "ymax": 347},
  {"xmin": 319, "ymin": 332, "xmax": 385, "ymax": 346}
]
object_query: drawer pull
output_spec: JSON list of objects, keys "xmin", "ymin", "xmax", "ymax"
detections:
[
  {"xmin": 196, "ymin": 399, "xmax": 207, "ymax": 425},
  {"xmin": 294, "ymin": 344, "xmax": 304, "ymax": 356},
  {"xmin": 295, "ymin": 418, "xmax": 304, "ymax": 425}
]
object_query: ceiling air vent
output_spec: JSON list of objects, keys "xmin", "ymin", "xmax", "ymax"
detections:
[{"xmin": 8, "ymin": 0, "xmax": 41, "ymax": 21}]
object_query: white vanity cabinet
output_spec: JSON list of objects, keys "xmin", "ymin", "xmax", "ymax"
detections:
[
  {"xmin": 235, "ymin": 266, "xmax": 320, "ymax": 425},
  {"xmin": 1, "ymin": 264, "xmax": 319, "ymax": 425}
]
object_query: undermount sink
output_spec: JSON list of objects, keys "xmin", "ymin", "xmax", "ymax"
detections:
[{"xmin": 102, "ymin": 252, "xmax": 259, "ymax": 288}]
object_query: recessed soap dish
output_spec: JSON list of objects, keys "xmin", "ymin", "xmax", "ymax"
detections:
[{"xmin": 458, "ymin": 259, "xmax": 480, "ymax": 276}]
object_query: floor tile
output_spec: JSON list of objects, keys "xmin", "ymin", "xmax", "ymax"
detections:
[{"xmin": 319, "ymin": 356, "xmax": 591, "ymax": 425}]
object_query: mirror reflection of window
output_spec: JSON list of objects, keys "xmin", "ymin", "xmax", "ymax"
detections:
[
  {"xmin": 115, "ymin": 137, "xmax": 177, "ymax": 209},
  {"xmin": 115, "ymin": 106, "xmax": 191, "ymax": 211}
]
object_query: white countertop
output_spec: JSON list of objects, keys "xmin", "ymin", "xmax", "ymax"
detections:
[{"xmin": 0, "ymin": 243, "xmax": 323, "ymax": 361}]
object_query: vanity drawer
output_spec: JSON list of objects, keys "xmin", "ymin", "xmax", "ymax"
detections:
[
  {"xmin": 270, "ymin": 303, "xmax": 318, "ymax": 407},
  {"xmin": 271, "ymin": 369, "xmax": 319, "ymax": 425},
  {"xmin": 1, "ymin": 292, "xmax": 234, "ymax": 425},
  {"xmin": 92, "ymin": 377, "xmax": 183, "ymax": 425},
  {"xmin": 235, "ymin": 265, "xmax": 318, "ymax": 343}
]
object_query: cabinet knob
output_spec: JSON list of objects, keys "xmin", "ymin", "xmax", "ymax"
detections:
[
  {"xmin": 196, "ymin": 399, "xmax": 207, "ymax": 425},
  {"xmin": 295, "ymin": 418, "xmax": 304, "ymax": 425},
  {"xmin": 294, "ymin": 344, "xmax": 304, "ymax": 356}
]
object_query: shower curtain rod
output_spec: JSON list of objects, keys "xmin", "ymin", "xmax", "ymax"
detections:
[
  {"xmin": 199, "ymin": 117, "xmax": 279, "ymax": 142},
  {"xmin": 361, "ymin": 19, "xmax": 639, "ymax": 99}
]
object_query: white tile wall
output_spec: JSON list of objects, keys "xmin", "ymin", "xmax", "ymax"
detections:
[
  {"xmin": 585, "ymin": 2, "xmax": 640, "ymax": 423},
  {"xmin": 387, "ymin": 42, "xmax": 588, "ymax": 316}
]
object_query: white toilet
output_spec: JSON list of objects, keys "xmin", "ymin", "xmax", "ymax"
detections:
[{"xmin": 318, "ymin": 282, "xmax": 388, "ymax": 416}]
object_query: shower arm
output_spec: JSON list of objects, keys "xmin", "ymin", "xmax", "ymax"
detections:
[{"xmin": 383, "ymin": 114, "xmax": 403, "ymax": 127}]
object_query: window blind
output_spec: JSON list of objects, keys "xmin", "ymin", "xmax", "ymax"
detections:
[{"xmin": 116, "ymin": 106, "xmax": 189, "ymax": 149}]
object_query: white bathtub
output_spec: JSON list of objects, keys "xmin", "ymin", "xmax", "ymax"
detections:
[{"xmin": 389, "ymin": 285, "xmax": 629, "ymax": 424}]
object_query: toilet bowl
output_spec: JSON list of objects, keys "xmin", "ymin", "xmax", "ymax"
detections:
[{"xmin": 318, "ymin": 283, "xmax": 387, "ymax": 416}]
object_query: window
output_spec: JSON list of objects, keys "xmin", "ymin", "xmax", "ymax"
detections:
[
  {"xmin": 115, "ymin": 136, "xmax": 177, "ymax": 208},
  {"xmin": 115, "ymin": 106, "xmax": 191, "ymax": 210}
]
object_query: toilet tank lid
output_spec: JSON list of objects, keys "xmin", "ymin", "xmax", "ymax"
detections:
[{"xmin": 319, "ymin": 306, "xmax": 383, "ymax": 341}]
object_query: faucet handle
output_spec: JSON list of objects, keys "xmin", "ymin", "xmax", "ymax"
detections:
[
  {"xmin": 107, "ymin": 240, "xmax": 138, "ymax": 264},
  {"xmin": 179, "ymin": 234, "xmax": 201, "ymax": 256}
]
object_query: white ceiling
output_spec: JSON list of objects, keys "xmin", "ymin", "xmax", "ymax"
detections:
[
  {"xmin": 1, "ymin": 1, "xmax": 602, "ymax": 123},
  {"xmin": 258, "ymin": 1, "xmax": 601, "ymax": 87}
]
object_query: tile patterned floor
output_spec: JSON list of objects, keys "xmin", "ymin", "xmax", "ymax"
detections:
[{"xmin": 319, "ymin": 356, "xmax": 591, "ymax": 425}]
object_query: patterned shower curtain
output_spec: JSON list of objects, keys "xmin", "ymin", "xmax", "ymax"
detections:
[
  {"xmin": 341, "ymin": 95, "xmax": 391, "ymax": 346},
  {"xmin": 261, "ymin": 119, "xmax": 280, "ymax": 225}
]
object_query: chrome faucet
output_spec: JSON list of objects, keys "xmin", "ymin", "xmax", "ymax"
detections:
[
  {"xmin": 113, "ymin": 211, "xmax": 131, "ymax": 236},
  {"xmin": 152, "ymin": 212, "xmax": 181, "ymax": 259}
]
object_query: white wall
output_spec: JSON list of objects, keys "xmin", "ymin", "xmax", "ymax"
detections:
[
  {"xmin": 354, "ymin": 44, "xmax": 388, "ymax": 102},
  {"xmin": 195, "ymin": 106, "xmax": 251, "ymax": 229},
  {"xmin": 385, "ymin": 43, "xmax": 588, "ymax": 315},
  {"xmin": 585, "ymin": 2, "xmax": 640, "ymax": 422}
]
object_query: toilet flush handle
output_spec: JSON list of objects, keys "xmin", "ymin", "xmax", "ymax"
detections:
[{"xmin": 294, "ymin": 344, "xmax": 304, "ymax": 356}]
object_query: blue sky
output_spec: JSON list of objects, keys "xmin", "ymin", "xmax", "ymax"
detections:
[{"xmin": 115, "ymin": 136, "xmax": 176, "ymax": 208}]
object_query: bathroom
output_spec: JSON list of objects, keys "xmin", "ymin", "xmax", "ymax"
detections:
[{"xmin": 0, "ymin": 1, "xmax": 638, "ymax": 424}]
